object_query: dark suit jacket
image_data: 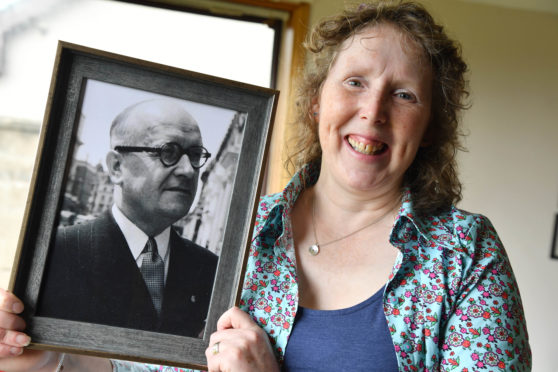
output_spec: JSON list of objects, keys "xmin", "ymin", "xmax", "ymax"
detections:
[{"xmin": 37, "ymin": 210, "xmax": 218, "ymax": 337}]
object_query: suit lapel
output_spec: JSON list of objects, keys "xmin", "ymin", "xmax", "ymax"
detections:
[{"xmin": 91, "ymin": 211, "xmax": 158, "ymax": 323}]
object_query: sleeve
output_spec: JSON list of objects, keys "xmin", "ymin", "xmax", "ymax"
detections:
[
  {"xmin": 439, "ymin": 216, "xmax": 532, "ymax": 371},
  {"xmin": 111, "ymin": 361, "xmax": 204, "ymax": 372}
]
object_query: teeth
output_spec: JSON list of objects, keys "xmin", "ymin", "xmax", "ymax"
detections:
[{"xmin": 348, "ymin": 137, "xmax": 385, "ymax": 155}]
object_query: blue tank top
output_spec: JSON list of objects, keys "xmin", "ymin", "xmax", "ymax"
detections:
[{"xmin": 282, "ymin": 286, "xmax": 398, "ymax": 371}]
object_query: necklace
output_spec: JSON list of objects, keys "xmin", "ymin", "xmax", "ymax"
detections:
[{"xmin": 308, "ymin": 195, "xmax": 399, "ymax": 256}]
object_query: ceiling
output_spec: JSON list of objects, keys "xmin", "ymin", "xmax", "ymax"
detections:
[{"xmin": 459, "ymin": 0, "xmax": 558, "ymax": 15}]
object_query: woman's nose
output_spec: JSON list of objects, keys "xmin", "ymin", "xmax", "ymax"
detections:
[{"xmin": 359, "ymin": 89, "xmax": 388, "ymax": 125}]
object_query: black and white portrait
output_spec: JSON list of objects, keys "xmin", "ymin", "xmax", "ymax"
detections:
[
  {"xmin": 11, "ymin": 42, "xmax": 277, "ymax": 366},
  {"xmin": 36, "ymin": 79, "xmax": 245, "ymax": 338}
]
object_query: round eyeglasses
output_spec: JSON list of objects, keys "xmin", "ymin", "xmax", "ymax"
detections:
[{"xmin": 114, "ymin": 142, "xmax": 211, "ymax": 169}]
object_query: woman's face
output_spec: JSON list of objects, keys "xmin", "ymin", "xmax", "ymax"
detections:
[{"xmin": 314, "ymin": 23, "xmax": 432, "ymax": 195}]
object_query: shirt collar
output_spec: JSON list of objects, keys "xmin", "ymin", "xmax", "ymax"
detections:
[
  {"xmin": 281, "ymin": 162, "xmax": 320, "ymax": 213},
  {"xmin": 257, "ymin": 162, "xmax": 434, "ymax": 248},
  {"xmin": 391, "ymin": 189, "xmax": 459, "ymax": 251},
  {"xmin": 111, "ymin": 204, "xmax": 170, "ymax": 261},
  {"xmin": 390, "ymin": 189, "xmax": 428, "ymax": 247}
]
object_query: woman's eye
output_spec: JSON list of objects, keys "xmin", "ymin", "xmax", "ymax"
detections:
[
  {"xmin": 346, "ymin": 79, "xmax": 363, "ymax": 87},
  {"xmin": 395, "ymin": 91, "xmax": 415, "ymax": 101}
]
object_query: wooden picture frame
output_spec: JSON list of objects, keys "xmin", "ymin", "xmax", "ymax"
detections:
[
  {"xmin": 9, "ymin": 41, "xmax": 278, "ymax": 369},
  {"xmin": 551, "ymin": 213, "xmax": 558, "ymax": 259}
]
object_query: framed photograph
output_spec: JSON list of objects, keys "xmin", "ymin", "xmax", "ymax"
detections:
[
  {"xmin": 9, "ymin": 41, "xmax": 278, "ymax": 369},
  {"xmin": 552, "ymin": 214, "xmax": 558, "ymax": 259}
]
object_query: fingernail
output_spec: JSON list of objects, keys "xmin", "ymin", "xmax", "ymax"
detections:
[
  {"xmin": 15, "ymin": 334, "xmax": 31, "ymax": 346},
  {"xmin": 12, "ymin": 302, "xmax": 24, "ymax": 313},
  {"xmin": 9, "ymin": 347, "xmax": 23, "ymax": 356}
]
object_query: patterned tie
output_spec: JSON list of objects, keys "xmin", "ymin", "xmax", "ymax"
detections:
[{"xmin": 140, "ymin": 237, "xmax": 164, "ymax": 315}]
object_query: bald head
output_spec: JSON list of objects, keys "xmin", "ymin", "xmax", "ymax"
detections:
[
  {"xmin": 106, "ymin": 99, "xmax": 204, "ymax": 236},
  {"xmin": 110, "ymin": 99, "xmax": 201, "ymax": 148}
]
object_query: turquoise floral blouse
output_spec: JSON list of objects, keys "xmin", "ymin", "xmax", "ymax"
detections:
[{"xmin": 114, "ymin": 163, "xmax": 531, "ymax": 371}]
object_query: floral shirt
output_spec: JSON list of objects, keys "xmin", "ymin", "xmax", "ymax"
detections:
[{"xmin": 115, "ymin": 163, "xmax": 531, "ymax": 372}]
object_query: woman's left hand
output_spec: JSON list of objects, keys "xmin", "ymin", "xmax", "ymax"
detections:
[{"xmin": 205, "ymin": 307, "xmax": 280, "ymax": 372}]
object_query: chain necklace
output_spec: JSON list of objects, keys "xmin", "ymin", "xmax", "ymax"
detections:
[{"xmin": 308, "ymin": 195, "xmax": 399, "ymax": 256}]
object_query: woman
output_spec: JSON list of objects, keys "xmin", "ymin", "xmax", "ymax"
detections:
[{"xmin": 0, "ymin": 1, "xmax": 531, "ymax": 371}]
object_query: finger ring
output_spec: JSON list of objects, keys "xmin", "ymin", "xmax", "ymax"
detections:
[{"xmin": 211, "ymin": 341, "xmax": 220, "ymax": 355}]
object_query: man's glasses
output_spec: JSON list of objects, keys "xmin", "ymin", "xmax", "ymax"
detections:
[{"xmin": 114, "ymin": 142, "xmax": 211, "ymax": 169}]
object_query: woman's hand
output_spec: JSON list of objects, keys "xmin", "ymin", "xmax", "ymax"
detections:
[
  {"xmin": 205, "ymin": 307, "xmax": 280, "ymax": 372},
  {"xmin": 0, "ymin": 288, "xmax": 62, "ymax": 371}
]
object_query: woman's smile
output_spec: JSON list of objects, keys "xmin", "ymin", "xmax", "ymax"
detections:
[{"xmin": 347, "ymin": 136, "xmax": 387, "ymax": 156}]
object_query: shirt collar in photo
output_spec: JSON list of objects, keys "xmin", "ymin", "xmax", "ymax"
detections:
[{"xmin": 111, "ymin": 204, "xmax": 170, "ymax": 263}]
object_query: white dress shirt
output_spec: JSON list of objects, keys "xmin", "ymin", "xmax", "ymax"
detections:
[{"xmin": 111, "ymin": 205, "xmax": 171, "ymax": 284}]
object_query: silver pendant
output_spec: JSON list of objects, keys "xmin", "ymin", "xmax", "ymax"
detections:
[{"xmin": 308, "ymin": 244, "xmax": 320, "ymax": 256}]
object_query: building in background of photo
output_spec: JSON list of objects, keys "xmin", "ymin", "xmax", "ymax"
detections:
[{"xmin": 179, "ymin": 112, "xmax": 246, "ymax": 256}]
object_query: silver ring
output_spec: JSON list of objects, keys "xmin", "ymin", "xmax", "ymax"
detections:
[{"xmin": 211, "ymin": 341, "xmax": 220, "ymax": 355}]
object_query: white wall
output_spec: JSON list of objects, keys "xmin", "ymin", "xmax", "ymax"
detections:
[
  {"xmin": 432, "ymin": 3, "xmax": 558, "ymax": 371},
  {"xmin": 310, "ymin": 1, "xmax": 558, "ymax": 370}
]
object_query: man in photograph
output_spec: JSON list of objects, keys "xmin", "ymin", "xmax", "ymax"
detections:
[{"xmin": 38, "ymin": 99, "xmax": 218, "ymax": 338}]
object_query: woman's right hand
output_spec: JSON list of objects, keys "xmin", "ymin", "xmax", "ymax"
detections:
[
  {"xmin": 205, "ymin": 307, "xmax": 280, "ymax": 372},
  {"xmin": 0, "ymin": 288, "xmax": 60, "ymax": 371}
]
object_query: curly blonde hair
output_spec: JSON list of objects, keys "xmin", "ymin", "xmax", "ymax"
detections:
[{"xmin": 287, "ymin": 0, "xmax": 469, "ymax": 215}]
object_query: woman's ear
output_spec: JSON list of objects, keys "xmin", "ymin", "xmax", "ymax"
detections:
[
  {"xmin": 311, "ymin": 96, "xmax": 320, "ymax": 122},
  {"xmin": 106, "ymin": 150, "xmax": 124, "ymax": 185}
]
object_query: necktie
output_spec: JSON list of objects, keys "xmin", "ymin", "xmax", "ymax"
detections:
[{"xmin": 140, "ymin": 237, "xmax": 164, "ymax": 315}]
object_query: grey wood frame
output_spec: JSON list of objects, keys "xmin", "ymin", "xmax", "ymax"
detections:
[
  {"xmin": 552, "ymin": 214, "xmax": 558, "ymax": 259},
  {"xmin": 9, "ymin": 41, "xmax": 278, "ymax": 369}
]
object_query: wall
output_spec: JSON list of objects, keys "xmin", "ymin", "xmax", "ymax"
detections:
[
  {"xmin": 432, "ymin": 3, "xmax": 558, "ymax": 371},
  {"xmin": 0, "ymin": 123, "xmax": 39, "ymax": 287},
  {"xmin": 310, "ymin": 1, "xmax": 558, "ymax": 370}
]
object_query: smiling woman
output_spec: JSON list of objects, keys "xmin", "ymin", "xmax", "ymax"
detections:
[
  {"xmin": 312, "ymin": 24, "xmax": 433, "ymax": 196},
  {"xmin": 290, "ymin": 3, "xmax": 468, "ymax": 216}
]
